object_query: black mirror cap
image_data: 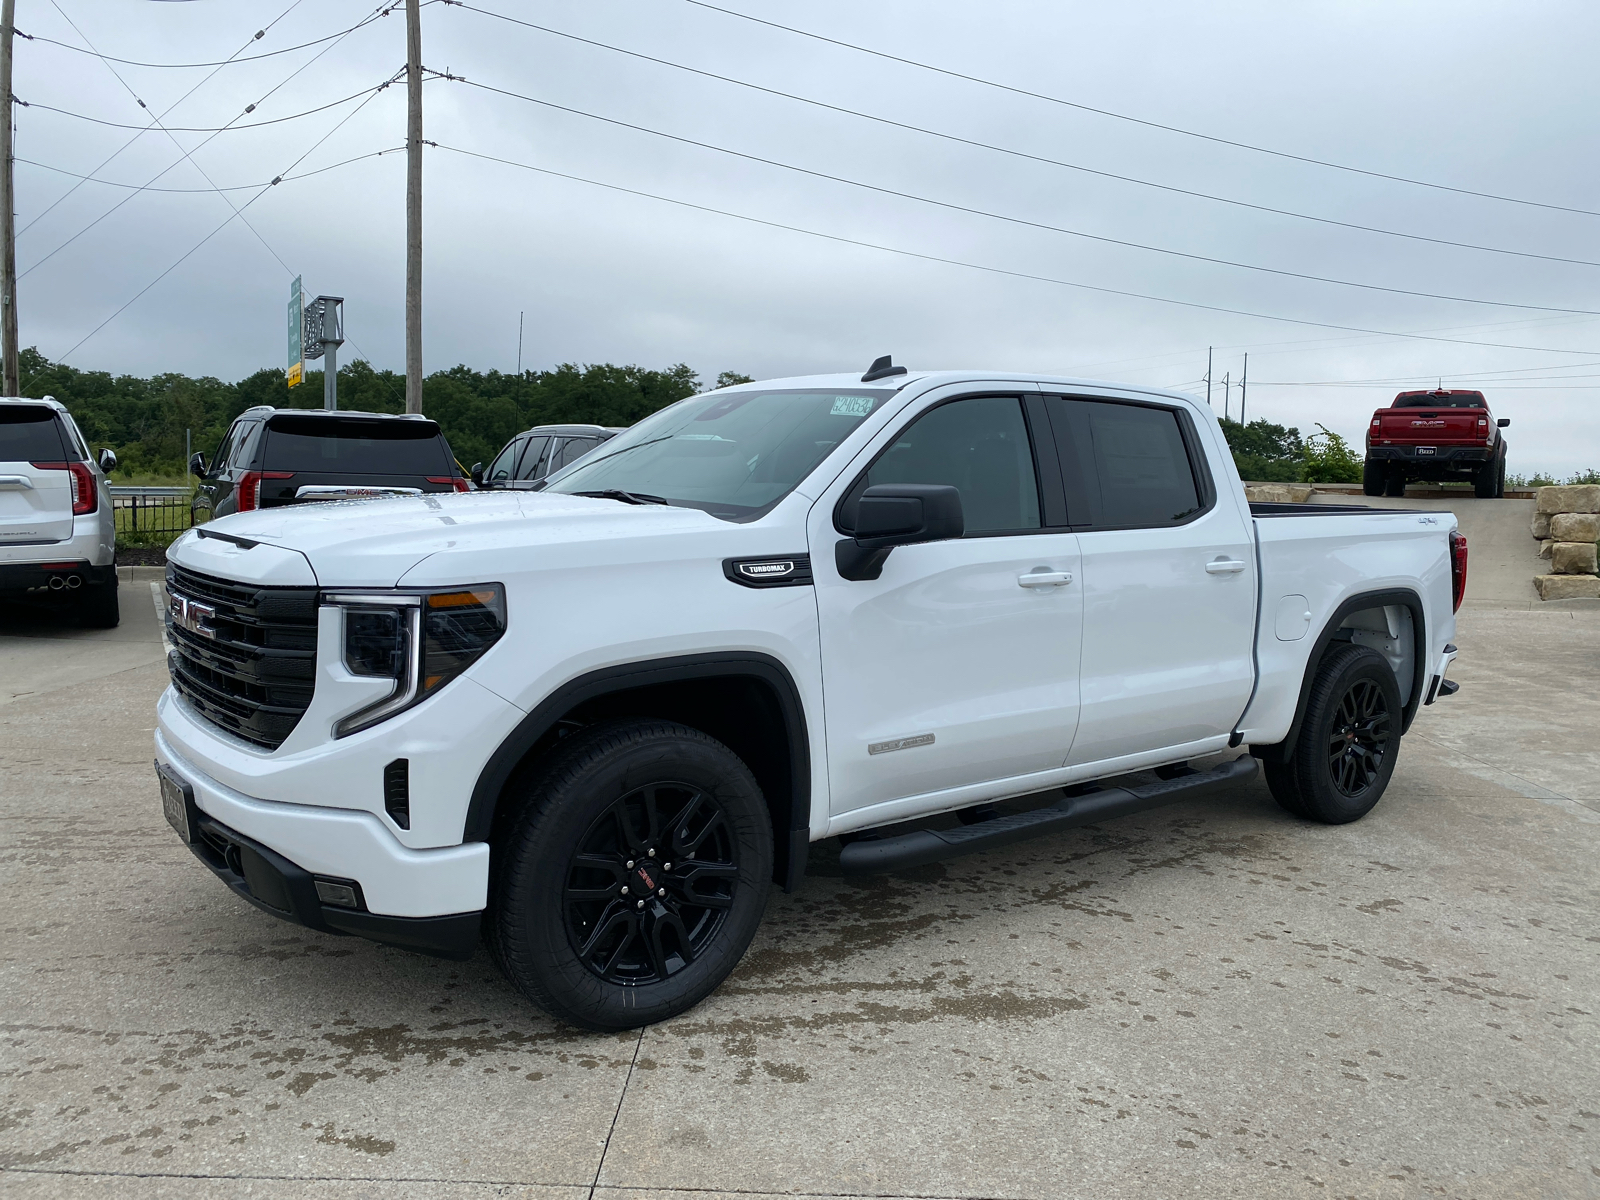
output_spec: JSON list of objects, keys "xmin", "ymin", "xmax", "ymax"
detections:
[
  {"xmin": 188, "ymin": 451, "xmax": 208, "ymax": 476},
  {"xmin": 97, "ymin": 448, "xmax": 117, "ymax": 473},
  {"xmin": 861, "ymin": 354, "xmax": 908, "ymax": 383},
  {"xmin": 1497, "ymin": 418, "xmax": 1510, "ymax": 427},
  {"xmin": 855, "ymin": 484, "xmax": 964, "ymax": 548},
  {"xmin": 470, "ymin": 462, "xmax": 485, "ymax": 486}
]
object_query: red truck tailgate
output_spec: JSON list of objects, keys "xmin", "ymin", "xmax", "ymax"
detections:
[{"xmin": 1372, "ymin": 408, "xmax": 1486, "ymax": 445}]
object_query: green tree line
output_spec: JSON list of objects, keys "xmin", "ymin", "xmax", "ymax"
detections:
[{"xmin": 18, "ymin": 347, "xmax": 754, "ymax": 476}]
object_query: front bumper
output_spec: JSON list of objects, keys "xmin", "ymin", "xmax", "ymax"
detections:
[{"xmin": 156, "ymin": 731, "xmax": 488, "ymax": 950}]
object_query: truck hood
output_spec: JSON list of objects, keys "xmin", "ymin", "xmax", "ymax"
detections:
[{"xmin": 177, "ymin": 491, "xmax": 725, "ymax": 586}]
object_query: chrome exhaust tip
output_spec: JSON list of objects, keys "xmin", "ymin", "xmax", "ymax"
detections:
[
  {"xmin": 48, "ymin": 576, "xmax": 65, "ymax": 589},
  {"xmin": 65, "ymin": 575, "xmax": 82, "ymax": 589}
]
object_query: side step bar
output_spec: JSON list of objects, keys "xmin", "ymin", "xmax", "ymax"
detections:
[{"xmin": 838, "ymin": 757, "xmax": 1259, "ymax": 875}]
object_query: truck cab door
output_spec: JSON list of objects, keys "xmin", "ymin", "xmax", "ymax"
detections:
[
  {"xmin": 810, "ymin": 389, "xmax": 1084, "ymax": 822},
  {"xmin": 1039, "ymin": 395, "xmax": 1256, "ymax": 767}
]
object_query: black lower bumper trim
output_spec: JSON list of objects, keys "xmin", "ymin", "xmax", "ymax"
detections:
[
  {"xmin": 0, "ymin": 560, "xmax": 113, "ymax": 594},
  {"xmin": 839, "ymin": 757, "xmax": 1259, "ymax": 875},
  {"xmin": 184, "ymin": 809, "xmax": 480, "ymax": 960}
]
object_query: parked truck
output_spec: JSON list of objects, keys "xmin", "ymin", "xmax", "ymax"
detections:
[
  {"xmin": 154, "ymin": 362, "xmax": 1466, "ymax": 1029},
  {"xmin": 1363, "ymin": 388, "xmax": 1510, "ymax": 498}
]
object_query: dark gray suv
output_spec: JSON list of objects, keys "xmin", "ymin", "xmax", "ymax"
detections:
[{"xmin": 471, "ymin": 424, "xmax": 626, "ymax": 490}]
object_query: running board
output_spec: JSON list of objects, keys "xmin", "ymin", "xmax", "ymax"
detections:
[{"xmin": 838, "ymin": 757, "xmax": 1259, "ymax": 875}]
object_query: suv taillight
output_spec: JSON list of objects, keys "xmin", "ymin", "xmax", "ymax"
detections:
[
  {"xmin": 1449, "ymin": 529, "xmax": 1468, "ymax": 613},
  {"xmin": 238, "ymin": 471, "xmax": 294, "ymax": 511},
  {"xmin": 426, "ymin": 475, "xmax": 470, "ymax": 493},
  {"xmin": 31, "ymin": 461, "xmax": 97, "ymax": 515}
]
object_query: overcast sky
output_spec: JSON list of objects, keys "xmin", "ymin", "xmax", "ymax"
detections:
[{"xmin": 13, "ymin": 0, "xmax": 1600, "ymax": 475}]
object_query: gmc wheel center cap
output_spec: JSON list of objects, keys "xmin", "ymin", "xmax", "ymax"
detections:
[{"xmin": 634, "ymin": 864, "xmax": 659, "ymax": 893}]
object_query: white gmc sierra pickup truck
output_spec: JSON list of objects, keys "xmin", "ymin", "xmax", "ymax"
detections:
[{"xmin": 155, "ymin": 362, "xmax": 1465, "ymax": 1030}]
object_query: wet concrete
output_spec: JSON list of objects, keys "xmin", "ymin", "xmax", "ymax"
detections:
[{"xmin": 2, "ymin": 589, "xmax": 1596, "ymax": 1198}]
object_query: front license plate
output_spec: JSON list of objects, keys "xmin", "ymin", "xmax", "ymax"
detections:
[
  {"xmin": 1415, "ymin": 446, "xmax": 1436, "ymax": 456},
  {"xmin": 157, "ymin": 761, "xmax": 195, "ymax": 844}
]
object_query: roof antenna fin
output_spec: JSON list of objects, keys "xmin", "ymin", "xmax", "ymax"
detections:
[{"xmin": 861, "ymin": 355, "xmax": 908, "ymax": 383}]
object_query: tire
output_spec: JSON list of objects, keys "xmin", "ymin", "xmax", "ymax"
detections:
[
  {"xmin": 1263, "ymin": 758, "xmax": 1308, "ymax": 818},
  {"xmin": 1281, "ymin": 644, "xmax": 1402, "ymax": 824},
  {"xmin": 1361, "ymin": 459, "xmax": 1385, "ymax": 497},
  {"xmin": 1474, "ymin": 458, "xmax": 1497, "ymax": 499},
  {"xmin": 78, "ymin": 577, "xmax": 120, "ymax": 629},
  {"xmin": 1383, "ymin": 466, "xmax": 1407, "ymax": 497},
  {"xmin": 1494, "ymin": 452, "xmax": 1507, "ymax": 499},
  {"xmin": 488, "ymin": 719, "xmax": 773, "ymax": 1031}
]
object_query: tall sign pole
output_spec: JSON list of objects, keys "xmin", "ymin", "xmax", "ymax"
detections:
[
  {"xmin": 1, "ymin": 0, "xmax": 19, "ymax": 396},
  {"xmin": 404, "ymin": 0, "xmax": 423, "ymax": 413}
]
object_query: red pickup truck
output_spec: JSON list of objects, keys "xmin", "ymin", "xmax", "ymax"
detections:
[{"xmin": 1363, "ymin": 389, "xmax": 1510, "ymax": 498}]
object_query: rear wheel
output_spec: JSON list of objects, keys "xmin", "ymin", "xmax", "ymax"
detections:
[
  {"xmin": 1495, "ymin": 452, "xmax": 1507, "ymax": 499},
  {"xmin": 1281, "ymin": 644, "xmax": 1402, "ymax": 824},
  {"xmin": 1361, "ymin": 459, "xmax": 1385, "ymax": 497},
  {"xmin": 1474, "ymin": 457, "xmax": 1497, "ymax": 499},
  {"xmin": 488, "ymin": 719, "xmax": 772, "ymax": 1031},
  {"xmin": 1383, "ymin": 466, "xmax": 1407, "ymax": 497},
  {"xmin": 78, "ymin": 576, "xmax": 119, "ymax": 628}
]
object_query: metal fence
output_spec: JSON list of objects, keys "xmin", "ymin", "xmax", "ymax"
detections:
[{"xmin": 110, "ymin": 486, "xmax": 193, "ymax": 541}]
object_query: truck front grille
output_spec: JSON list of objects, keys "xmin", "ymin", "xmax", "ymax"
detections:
[{"xmin": 165, "ymin": 564, "xmax": 319, "ymax": 750}]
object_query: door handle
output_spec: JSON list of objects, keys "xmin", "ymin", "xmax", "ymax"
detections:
[
  {"xmin": 1205, "ymin": 559, "xmax": 1248, "ymax": 574},
  {"xmin": 1018, "ymin": 570, "xmax": 1073, "ymax": 588}
]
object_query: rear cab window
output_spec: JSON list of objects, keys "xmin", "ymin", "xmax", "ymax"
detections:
[
  {"xmin": 0, "ymin": 406, "xmax": 68, "ymax": 462},
  {"xmin": 261, "ymin": 416, "xmax": 453, "ymax": 476}
]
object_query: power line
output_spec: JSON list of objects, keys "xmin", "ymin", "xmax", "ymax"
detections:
[
  {"xmin": 454, "ymin": 2, "xmax": 1600, "ymax": 273},
  {"xmin": 430, "ymin": 142, "xmax": 1600, "ymax": 357},
  {"xmin": 680, "ymin": 0, "xmax": 1600, "ymax": 221},
  {"xmin": 20, "ymin": 78, "xmax": 402, "ymax": 133},
  {"xmin": 14, "ymin": 0, "xmax": 311, "ymax": 239},
  {"xmin": 450, "ymin": 75, "xmax": 1600, "ymax": 319},
  {"xmin": 31, "ymin": 83, "xmax": 398, "ymax": 377},
  {"xmin": 17, "ymin": 146, "xmax": 403, "ymax": 192},
  {"xmin": 19, "ymin": 6, "xmax": 404, "ymax": 68}
]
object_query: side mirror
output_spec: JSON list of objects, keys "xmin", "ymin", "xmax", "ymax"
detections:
[
  {"xmin": 470, "ymin": 462, "xmax": 485, "ymax": 487},
  {"xmin": 1496, "ymin": 418, "xmax": 1510, "ymax": 428},
  {"xmin": 97, "ymin": 448, "xmax": 117, "ymax": 473},
  {"xmin": 189, "ymin": 451, "xmax": 208, "ymax": 477},
  {"xmin": 836, "ymin": 484, "xmax": 964, "ymax": 581}
]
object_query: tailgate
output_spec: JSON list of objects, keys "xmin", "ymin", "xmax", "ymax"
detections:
[
  {"xmin": 1374, "ymin": 409, "xmax": 1482, "ymax": 444},
  {"xmin": 0, "ymin": 407, "xmax": 75, "ymax": 544}
]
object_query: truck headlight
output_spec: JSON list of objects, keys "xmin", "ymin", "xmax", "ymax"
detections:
[{"xmin": 327, "ymin": 585, "xmax": 506, "ymax": 737}]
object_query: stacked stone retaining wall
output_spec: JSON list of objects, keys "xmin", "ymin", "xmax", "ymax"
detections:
[{"xmin": 1532, "ymin": 485, "xmax": 1600, "ymax": 600}]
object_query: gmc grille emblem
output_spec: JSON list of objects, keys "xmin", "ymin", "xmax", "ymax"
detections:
[{"xmin": 169, "ymin": 592, "xmax": 217, "ymax": 639}]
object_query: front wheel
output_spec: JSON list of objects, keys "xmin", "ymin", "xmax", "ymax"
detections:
[
  {"xmin": 488, "ymin": 719, "xmax": 773, "ymax": 1030},
  {"xmin": 1282, "ymin": 644, "xmax": 1402, "ymax": 824}
]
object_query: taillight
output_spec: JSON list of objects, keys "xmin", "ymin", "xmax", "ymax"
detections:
[
  {"xmin": 1371, "ymin": 417, "xmax": 1381, "ymax": 427},
  {"xmin": 426, "ymin": 476, "xmax": 470, "ymax": 493},
  {"xmin": 237, "ymin": 471, "xmax": 294, "ymax": 511},
  {"xmin": 1449, "ymin": 529, "xmax": 1468, "ymax": 613},
  {"xmin": 31, "ymin": 461, "xmax": 97, "ymax": 515}
]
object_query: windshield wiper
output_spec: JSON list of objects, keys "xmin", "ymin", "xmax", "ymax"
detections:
[{"xmin": 571, "ymin": 489, "xmax": 671, "ymax": 506}]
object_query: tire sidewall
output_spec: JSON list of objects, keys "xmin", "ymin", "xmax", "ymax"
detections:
[
  {"xmin": 1294, "ymin": 645, "xmax": 1402, "ymax": 824},
  {"xmin": 495, "ymin": 721, "xmax": 772, "ymax": 1030}
]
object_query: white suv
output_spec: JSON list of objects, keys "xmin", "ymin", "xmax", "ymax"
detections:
[{"xmin": 0, "ymin": 397, "xmax": 119, "ymax": 626}]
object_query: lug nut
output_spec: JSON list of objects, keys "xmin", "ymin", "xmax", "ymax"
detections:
[
  {"xmin": 648, "ymin": 848, "xmax": 656, "ymax": 858},
  {"xmin": 635, "ymin": 900, "xmax": 645, "ymax": 910},
  {"xmin": 625, "ymin": 860, "xmax": 635, "ymax": 869},
  {"xmin": 620, "ymin": 886, "xmax": 629, "ymax": 895},
  {"xmin": 662, "ymin": 862, "xmax": 672, "ymax": 870},
  {"xmin": 658, "ymin": 888, "xmax": 666, "ymax": 897}
]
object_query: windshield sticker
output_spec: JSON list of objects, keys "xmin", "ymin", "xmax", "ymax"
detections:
[{"xmin": 830, "ymin": 396, "xmax": 876, "ymax": 417}]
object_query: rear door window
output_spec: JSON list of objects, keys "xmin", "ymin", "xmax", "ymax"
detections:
[
  {"xmin": 0, "ymin": 406, "xmax": 67, "ymax": 461},
  {"xmin": 515, "ymin": 436, "xmax": 552, "ymax": 480},
  {"xmin": 1044, "ymin": 398, "xmax": 1206, "ymax": 528},
  {"xmin": 262, "ymin": 416, "xmax": 450, "ymax": 475}
]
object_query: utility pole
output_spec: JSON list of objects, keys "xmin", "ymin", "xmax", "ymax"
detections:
[
  {"xmin": 404, "ymin": 0, "xmax": 423, "ymax": 413},
  {"xmin": 1, "ymin": 0, "xmax": 19, "ymax": 396},
  {"xmin": 1239, "ymin": 352, "xmax": 1248, "ymax": 426},
  {"xmin": 516, "ymin": 311, "xmax": 524, "ymax": 375},
  {"xmin": 1223, "ymin": 372, "xmax": 1230, "ymax": 422},
  {"xmin": 1204, "ymin": 346, "xmax": 1212, "ymax": 408}
]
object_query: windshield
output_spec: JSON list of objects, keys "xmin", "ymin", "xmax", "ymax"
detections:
[{"xmin": 542, "ymin": 388, "xmax": 894, "ymax": 517}]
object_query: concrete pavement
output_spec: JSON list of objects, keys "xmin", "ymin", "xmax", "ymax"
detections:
[{"xmin": 1, "ymin": 575, "xmax": 1597, "ymax": 1198}]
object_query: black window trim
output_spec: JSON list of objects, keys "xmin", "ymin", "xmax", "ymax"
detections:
[
  {"xmin": 831, "ymin": 391, "xmax": 1055, "ymax": 540},
  {"xmin": 486, "ymin": 434, "xmax": 526, "ymax": 485},
  {"xmin": 1035, "ymin": 392, "xmax": 1217, "ymax": 533}
]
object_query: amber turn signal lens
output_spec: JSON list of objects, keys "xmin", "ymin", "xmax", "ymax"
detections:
[{"xmin": 427, "ymin": 589, "xmax": 497, "ymax": 609}]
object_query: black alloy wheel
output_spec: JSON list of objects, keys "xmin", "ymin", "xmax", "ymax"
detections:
[
  {"xmin": 1324, "ymin": 677, "xmax": 1390, "ymax": 797},
  {"xmin": 1268, "ymin": 643, "xmax": 1403, "ymax": 824},
  {"xmin": 563, "ymin": 784, "xmax": 738, "ymax": 985},
  {"xmin": 488, "ymin": 719, "xmax": 772, "ymax": 1030}
]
